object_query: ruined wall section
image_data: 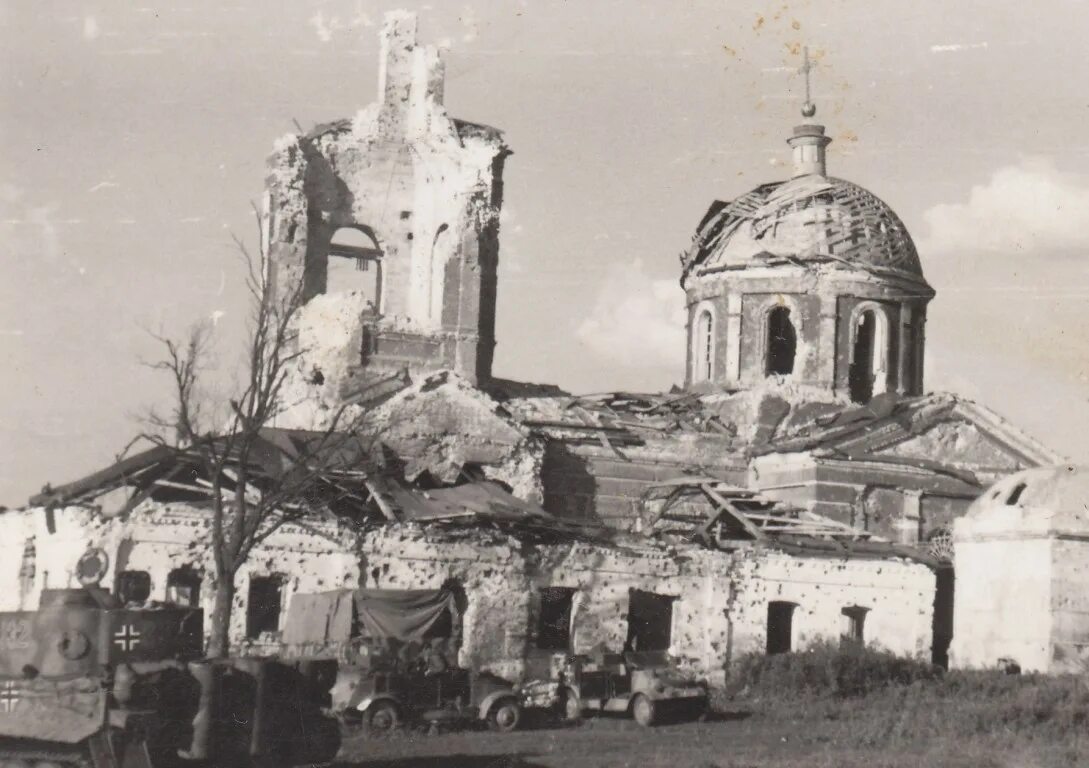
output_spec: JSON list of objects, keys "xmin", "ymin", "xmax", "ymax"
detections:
[
  {"xmin": 0, "ymin": 504, "xmax": 362, "ymax": 655},
  {"xmin": 359, "ymin": 525, "xmax": 531, "ymax": 683},
  {"xmin": 528, "ymin": 541, "xmax": 736, "ymax": 686},
  {"xmin": 268, "ymin": 12, "xmax": 510, "ymax": 424},
  {"xmin": 730, "ymin": 549, "xmax": 936, "ymax": 660},
  {"xmin": 0, "ymin": 504, "xmax": 938, "ymax": 685}
]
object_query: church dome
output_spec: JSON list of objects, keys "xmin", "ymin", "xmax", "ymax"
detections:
[
  {"xmin": 961, "ymin": 465, "xmax": 1089, "ymax": 537},
  {"xmin": 681, "ymin": 174, "xmax": 925, "ymax": 284}
]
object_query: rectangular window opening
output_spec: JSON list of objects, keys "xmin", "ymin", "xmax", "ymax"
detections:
[
  {"xmin": 767, "ymin": 601, "xmax": 796, "ymax": 655},
  {"xmin": 536, "ymin": 587, "xmax": 576, "ymax": 651},
  {"xmin": 166, "ymin": 567, "xmax": 202, "ymax": 607},
  {"xmin": 246, "ymin": 575, "xmax": 284, "ymax": 639},
  {"xmin": 626, "ymin": 589, "xmax": 675, "ymax": 653}
]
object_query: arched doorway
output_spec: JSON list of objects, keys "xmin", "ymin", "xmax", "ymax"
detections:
[{"xmin": 765, "ymin": 306, "xmax": 796, "ymax": 376}]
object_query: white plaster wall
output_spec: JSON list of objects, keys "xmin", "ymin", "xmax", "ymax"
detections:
[
  {"xmin": 1047, "ymin": 538, "xmax": 1089, "ymax": 673},
  {"xmin": 950, "ymin": 537, "xmax": 1053, "ymax": 672},
  {"xmin": 0, "ymin": 504, "xmax": 361, "ymax": 653},
  {"xmin": 0, "ymin": 505, "xmax": 99, "ymax": 610},
  {"xmin": 730, "ymin": 550, "xmax": 936, "ymax": 660}
]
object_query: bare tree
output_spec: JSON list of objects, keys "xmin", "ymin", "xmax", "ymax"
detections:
[{"xmin": 144, "ymin": 209, "xmax": 368, "ymax": 658}]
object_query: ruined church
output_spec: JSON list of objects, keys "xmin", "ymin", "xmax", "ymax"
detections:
[{"xmin": 0, "ymin": 13, "xmax": 1062, "ymax": 682}]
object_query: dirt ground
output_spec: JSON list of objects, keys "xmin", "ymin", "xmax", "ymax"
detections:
[{"xmin": 329, "ymin": 710, "xmax": 1086, "ymax": 768}]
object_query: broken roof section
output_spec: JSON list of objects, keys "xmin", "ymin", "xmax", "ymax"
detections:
[
  {"xmin": 761, "ymin": 391, "xmax": 1062, "ymax": 479},
  {"xmin": 641, "ymin": 477, "xmax": 939, "ymax": 566},
  {"xmin": 24, "ymin": 426, "xmax": 592, "ymax": 543},
  {"xmin": 508, "ymin": 387, "xmax": 1057, "ymax": 479}
]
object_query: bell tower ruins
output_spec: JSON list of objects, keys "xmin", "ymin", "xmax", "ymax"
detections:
[{"xmin": 265, "ymin": 11, "xmax": 509, "ymax": 415}]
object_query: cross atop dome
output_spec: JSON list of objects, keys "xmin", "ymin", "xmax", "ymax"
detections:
[
  {"xmin": 788, "ymin": 46, "xmax": 830, "ymax": 177},
  {"xmin": 799, "ymin": 46, "xmax": 817, "ymax": 119}
]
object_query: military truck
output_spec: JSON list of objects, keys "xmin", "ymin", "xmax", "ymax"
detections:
[
  {"xmin": 525, "ymin": 650, "xmax": 708, "ymax": 727},
  {"xmin": 284, "ymin": 588, "xmax": 522, "ymax": 734}
]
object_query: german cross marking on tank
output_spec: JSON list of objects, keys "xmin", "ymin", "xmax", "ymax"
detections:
[
  {"xmin": 0, "ymin": 681, "xmax": 19, "ymax": 712},
  {"xmin": 114, "ymin": 624, "xmax": 141, "ymax": 651}
]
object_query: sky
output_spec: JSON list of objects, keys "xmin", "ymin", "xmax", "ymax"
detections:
[{"xmin": 2, "ymin": 0, "xmax": 1089, "ymax": 506}]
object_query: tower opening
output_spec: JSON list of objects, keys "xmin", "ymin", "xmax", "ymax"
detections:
[
  {"xmin": 326, "ymin": 226, "xmax": 383, "ymax": 313},
  {"xmin": 849, "ymin": 309, "xmax": 888, "ymax": 404},
  {"xmin": 765, "ymin": 306, "xmax": 796, "ymax": 376},
  {"xmin": 693, "ymin": 309, "xmax": 714, "ymax": 382}
]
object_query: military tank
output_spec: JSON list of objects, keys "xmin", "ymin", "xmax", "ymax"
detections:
[
  {"xmin": 0, "ymin": 569, "xmax": 203, "ymax": 767},
  {"xmin": 0, "ymin": 548, "xmax": 341, "ymax": 768}
]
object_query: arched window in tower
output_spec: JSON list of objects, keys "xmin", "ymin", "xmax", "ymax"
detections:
[
  {"xmin": 849, "ymin": 308, "xmax": 889, "ymax": 404},
  {"xmin": 693, "ymin": 309, "xmax": 714, "ymax": 382},
  {"xmin": 326, "ymin": 226, "xmax": 383, "ymax": 313},
  {"xmin": 765, "ymin": 306, "xmax": 797, "ymax": 377}
]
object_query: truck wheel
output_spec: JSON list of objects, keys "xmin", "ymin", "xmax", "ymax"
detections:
[
  {"xmin": 366, "ymin": 701, "xmax": 400, "ymax": 734},
  {"xmin": 631, "ymin": 694, "xmax": 657, "ymax": 727},
  {"xmin": 487, "ymin": 698, "xmax": 521, "ymax": 732},
  {"xmin": 339, "ymin": 709, "xmax": 365, "ymax": 736}
]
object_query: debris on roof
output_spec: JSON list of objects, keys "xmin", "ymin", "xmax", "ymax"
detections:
[
  {"xmin": 641, "ymin": 478, "xmax": 871, "ymax": 547},
  {"xmin": 640, "ymin": 477, "xmax": 939, "ymax": 565}
]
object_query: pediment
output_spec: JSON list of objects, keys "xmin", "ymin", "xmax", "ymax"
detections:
[{"xmin": 878, "ymin": 420, "xmax": 1027, "ymax": 472}]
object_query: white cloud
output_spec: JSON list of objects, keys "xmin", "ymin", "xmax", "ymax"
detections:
[
  {"xmin": 309, "ymin": 10, "xmax": 341, "ymax": 43},
  {"xmin": 920, "ymin": 159, "xmax": 1089, "ymax": 255},
  {"xmin": 1, "ymin": 185, "xmax": 61, "ymax": 263},
  {"xmin": 929, "ymin": 42, "xmax": 988, "ymax": 53},
  {"xmin": 83, "ymin": 16, "xmax": 100, "ymax": 41},
  {"xmin": 575, "ymin": 259, "xmax": 686, "ymax": 371},
  {"xmin": 88, "ymin": 181, "xmax": 118, "ymax": 193}
]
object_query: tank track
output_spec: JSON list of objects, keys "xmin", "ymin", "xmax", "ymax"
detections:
[{"xmin": 0, "ymin": 740, "xmax": 92, "ymax": 767}]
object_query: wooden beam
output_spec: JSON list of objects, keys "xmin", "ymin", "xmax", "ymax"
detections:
[{"xmin": 701, "ymin": 483, "xmax": 765, "ymax": 541}]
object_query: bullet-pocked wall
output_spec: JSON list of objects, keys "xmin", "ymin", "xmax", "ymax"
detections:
[
  {"xmin": 0, "ymin": 503, "xmax": 937, "ymax": 687},
  {"xmin": 265, "ymin": 12, "xmax": 509, "ymax": 408}
]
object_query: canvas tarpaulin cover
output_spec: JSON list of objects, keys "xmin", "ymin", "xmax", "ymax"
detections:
[
  {"xmin": 282, "ymin": 590, "xmax": 354, "ymax": 649},
  {"xmin": 354, "ymin": 588, "xmax": 455, "ymax": 641}
]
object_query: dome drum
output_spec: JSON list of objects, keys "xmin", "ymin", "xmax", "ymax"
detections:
[{"xmin": 682, "ymin": 121, "xmax": 932, "ymax": 403}]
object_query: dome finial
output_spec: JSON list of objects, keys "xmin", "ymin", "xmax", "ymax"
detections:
[{"xmin": 799, "ymin": 46, "xmax": 816, "ymax": 118}]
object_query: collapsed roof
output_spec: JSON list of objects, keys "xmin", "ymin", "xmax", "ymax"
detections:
[
  {"xmin": 504, "ymin": 387, "xmax": 1059, "ymax": 485},
  {"xmin": 640, "ymin": 477, "xmax": 938, "ymax": 566}
]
